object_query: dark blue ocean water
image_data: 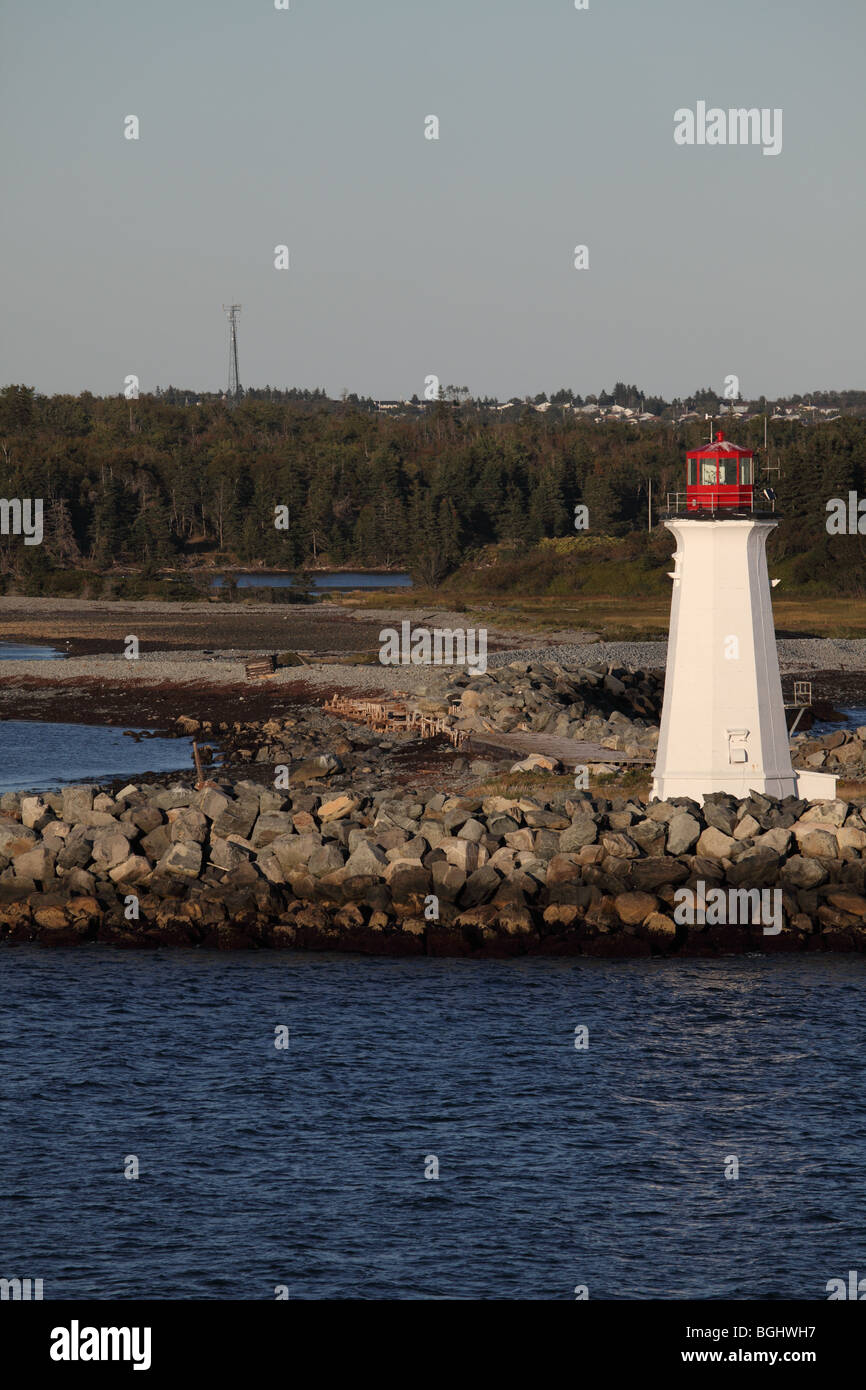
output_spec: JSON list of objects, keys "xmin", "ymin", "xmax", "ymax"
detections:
[
  {"xmin": 0, "ymin": 641, "xmax": 64, "ymax": 660},
  {"xmin": 1, "ymin": 947, "xmax": 864, "ymax": 1300},
  {"xmin": 0, "ymin": 722, "xmax": 195, "ymax": 794}
]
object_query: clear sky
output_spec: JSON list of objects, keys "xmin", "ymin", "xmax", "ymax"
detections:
[{"xmin": 1, "ymin": 0, "xmax": 863, "ymax": 401}]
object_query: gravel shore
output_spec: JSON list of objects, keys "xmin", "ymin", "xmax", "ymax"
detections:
[{"xmin": 2, "ymin": 637, "xmax": 866, "ymax": 694}]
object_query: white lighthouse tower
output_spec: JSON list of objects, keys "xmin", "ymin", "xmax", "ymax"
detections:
[{"xmin": 651, "ymin": 432, "xmax": 835, "ymax": 805}]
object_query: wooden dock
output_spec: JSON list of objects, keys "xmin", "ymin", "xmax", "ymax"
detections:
[
  {"xmin": 323, "ymin": 693, "xmax": 468, "ymax": 746},
  {"xmin": 465, "ymin": 730, "xmax": 654, "ymax": 766},
  {"xmin": 323, "ymin": 694, "xmax": 653, "ymax": 766}
]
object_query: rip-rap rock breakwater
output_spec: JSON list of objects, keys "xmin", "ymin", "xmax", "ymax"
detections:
[{"xmin": 3, "ymin": 779, "xmax": 866, "ymax": 955}]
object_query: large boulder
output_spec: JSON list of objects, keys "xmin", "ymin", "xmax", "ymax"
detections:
[
  {"xmin": 614, "ymin": 891, "xmax": 658, "ymax": 925},
  {"xmin": 109, "ymin": 854, "xmax": 152, "ymax": 884},
  {"xmin": 559, "ymin": 818, "xmax": 598, "ymax": 852},
  {"xmin": 0, "ymin": 817, "xmax": 38, "ymax": 857},
  {"xmin": 798, "ymin": 829, "xmax": 837, "ymax": 859},
  {"xmin": 91, "ymin": 829, "xmax": 135, "ymax": 872},
  {"xmin": 197, "ymin": 787, "xmax": 231, "ymax": 821},
  {"xmin": 21, "ymin": 796, "xmax": 51, "ymax": 831},
  {"xmin": 460, "ymin": 865, "xmax": 502, "ymax": 907},
  {"xmin": 318, "ymin": 794, "xmax": 358, "ymax": 823},
  {"xmin": 13, "ymin": 845, "xmax": 55, "ymax": 883},
  {"xmin": 250, "ymin": 811, "xmax": 295, "ymax": 848},
  {"xmin": 61, "ymin": 787, "xmax": 93, "ymax": 822},
  {"xmin": 725, "ymin": 847, "xmax": 780, "ymax": 887},
  {"xmin": 342, "ymin": 841, "xmax": 388, "ymax": 879},
  {"xmin": 170, "ymin": 808, "xmax": 208, "ymax": 845},
  {"xmin": 431, "ymin": 861, "xmax": 466, "ymax": 901},
  {"xmin": 209, "ymin": 836, "xmax": 252, "ymax": 873},
  {"xmin": 439, "ymin": 839, "xmax": 489, "ymax": 873},
  {"xmin": 292, "ymin": 754, "xmax": 342, "ymax": 782},
  {"xmin": 696, "ymin": 826, "xmax": 736, "ymax": 859},
  {"xmin": 779, "ymin": 855, "xmax": 827, "ymax": 889},
  {"xmin": 666, "ymin": 812, "xmax": 701, "ymax": 855},
  {"xmin": 307, "ymin": 843, "xmax": 346, "ymax": 876},
  {"xmin": 157, "ymin": 842, "xmax": 202, "ymax": 879},
  {"xmin": 212, "ymin": 799, "xmax": 259, "ymax": 840},
  {"xmin": 270, "ymin": 833, "xmax": 321, "ymax": 873}
]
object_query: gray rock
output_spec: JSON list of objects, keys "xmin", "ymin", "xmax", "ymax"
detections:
[
  {"xmin": 61, "ymin": 786, "xmax": 94, "ymax": 821},
  {"xmin": 432, "ymin": 861, "xmax": 466, "ymax": 900},
  {"xmin": 460, "ymin": 865, "xmax": 502, "ymax": 907},
  {"xmin": 725, "ymin": 847, "xmax": 780, "ymax": 887},
  {"xmin": 696, "ymin": 826, "xmax": 737, "ymax": 859},
  {"xmin": 342, "ymin": 842, "xmax": 388, "ymax": 879},
  {"xmin": 197, "ymin": 787, "xmax": 231, "ymax": 821},
  {"xmin": 799, "ymin": 829, "xmax": 837, "ymax": 859},
  {"xmin": 666, "ymin": 812, "xmax": 701, "ymax": 855},
  {"xmin": 209, "ymin": 836, "xmax": 252, "ymax": 873},
  {"xmin": 152, "ymin": 787, "xmax": 193, "ymax": 812},
  {"xmin": 157, "ymin": 842, "xmax": 202, "ymax": 879},
  {"xmin": 307, "ymin": 843, "xmax": 346, "ymax": 876},
  {"xmin": 212, "ymin": 799, "xmax": 259, "ymax": 840},
  {"xmin": 559, "ymin": 818, "xmax": 597, "ymax": 851},
  {"xmin": 270, "ymin": 834, "xmax": 322, "ymax": 873},
  {"xmin": 14, "ymin": 845, "xmax": 55, "ymax": 883},
  {"xmin": 126, "ymin": 804, "xmax": 164, "ymax": 834},
  {"xmin": 170, "ymin": 808, "xmax": 208, "ymax": 845},
  {"xmin": 91, "ymin": 829, "xmax": 135, "ymax": 871},
  {"xmin": 292, "ymin": 754, "xmax": 342, "ymax": 781},
  {"xmin": 21, "ymin": 796, "xmax": 51, "ymax": 831},
  {"xmin": 780, "ymin": 855, "xmax": 827, "ymax": 889},
  {"xmin": 0, "ymin": 817, "xmax": 38, "ymax": 857},
  {"xmin": 419, "ymin": 819, "xmax": 447, "ymax": 848},
  {"xmin": 108, "ymin": 854, "xmax": 152, "ymax": 884},
  {"xmin": 141, "ymin": 825, "xmax": 171, "ymax": 861},
  {"xmin": 248, "ymin": 811, "xmax": 296, "ymax": 850}
]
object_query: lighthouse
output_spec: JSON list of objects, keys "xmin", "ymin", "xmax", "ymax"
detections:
[{"xmin": 651, "ymin": 432, "xmax": 835, "ymax": 804}]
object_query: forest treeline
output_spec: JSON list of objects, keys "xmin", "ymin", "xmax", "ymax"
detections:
[{"xmin": 2, "ymin": 384, "xmax": 866, "ymax": 595}]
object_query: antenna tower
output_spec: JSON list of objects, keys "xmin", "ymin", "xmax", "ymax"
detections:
[{"xmin": 222, "ymin": 304, "xmax": 242, "ymax": 402}]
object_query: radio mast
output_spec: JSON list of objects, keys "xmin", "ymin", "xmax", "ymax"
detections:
[{"xmin": 222, "ymin": 304, "xmax": 242, "ymax": 402}]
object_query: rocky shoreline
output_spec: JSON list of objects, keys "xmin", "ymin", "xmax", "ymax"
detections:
[{"xmin": 4, "ymin": 770, "xmax": 866, "ymax": 956}]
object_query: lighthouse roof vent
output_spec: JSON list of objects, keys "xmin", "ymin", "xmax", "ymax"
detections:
[{"xmin": 687, "ymin": 429, "xmax": 753, "ymax": 459}]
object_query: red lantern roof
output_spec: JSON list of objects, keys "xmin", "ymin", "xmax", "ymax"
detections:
[{"xmin": 687, "ymin": 429, "xmax": 753, "ymax": 459}]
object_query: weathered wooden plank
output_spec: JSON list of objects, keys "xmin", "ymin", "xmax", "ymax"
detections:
[
  {"xmin": 245, "ymin": 654, "xmax": 277, "ymax": 680},
  {"xmin": 466, "ymin": 730, "xmax": 653, "ymax": 765}
]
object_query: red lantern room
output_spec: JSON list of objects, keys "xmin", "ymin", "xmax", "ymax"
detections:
[{"xmin": 686, "ymin": 431, "xmax": 754, "ymax": 512}]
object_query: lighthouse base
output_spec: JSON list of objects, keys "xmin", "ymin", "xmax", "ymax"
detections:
[{"xmin": 651, "ymin": 768, "xmax": 837, "ymax": 806}]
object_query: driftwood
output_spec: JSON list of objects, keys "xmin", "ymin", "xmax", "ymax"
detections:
[{"xmin": 245, "ymin": 655, "xmax": 277, "ymax": 680}]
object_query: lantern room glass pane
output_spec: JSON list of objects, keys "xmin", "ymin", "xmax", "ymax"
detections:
[
  {"xmin": 688, "ymin": 459, "xmax": 697, "ymax": 484},
  {"xmin": 740, "ymin": 458, "xmax": 752, "ymax": 484},
  {"xmin": 701, "ymin": 459, "xmax": 717, "ymax": 484},
  {"xmin": 719, "ymin": 458, "xmax": 738, "ymax": 485}
]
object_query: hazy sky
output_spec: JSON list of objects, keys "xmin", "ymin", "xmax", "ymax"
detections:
[{"xmin": 2, "ymin": 0, "xmax": 863, "ymax": 400}]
